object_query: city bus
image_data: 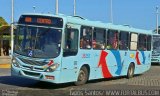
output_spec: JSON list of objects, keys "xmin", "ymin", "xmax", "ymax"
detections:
[
  {"xmin": 151, "ymin": 34, "xmax": 160, "ymax": 64},
  {"xmin": 11, "ymin": 13, "xmax": 152, "ymax": 85}
]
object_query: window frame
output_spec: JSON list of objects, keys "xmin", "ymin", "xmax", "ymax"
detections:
[
  {"xmin": 130, "ymin": 32, "xmax": 138, "ymax": 51},
  {"xmin": 106, "ymin": 29, "xmax": 119, "ymax": 50},
  {"xmin": 119, "ymin": 31, "xmax": 129, "ymax": 50},
  {"xmin": 147, "ymin": 35, "xmax": 152, "ymax": 51},
  {"xmin": 63, "ymin": 27, "xmax": 79, "ymax": 57},
  {"xmin": 80, "ymin": 26, "xmax": 93, "ymax": 49},
  {"xmin": 93, "ymin": 27, "xmax": 106, "ymax": 50},
  {"xmin": 138, "ymin": 34, "xmax": 147, "ymax": 51}
]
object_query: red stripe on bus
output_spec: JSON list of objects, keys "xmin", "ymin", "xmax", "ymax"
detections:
[
  {"xmin": 135, "ymin": 51, "xmax": 141, "ymax": 65},
  {"xmin": 98, "ymin": 50, "xmax": 112, "ymax": 78}
]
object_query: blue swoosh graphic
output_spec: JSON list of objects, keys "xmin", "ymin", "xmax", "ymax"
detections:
[
  {"xmin": 140, "ymin": 51, "xmax": 146, "ymax": 64},
  {"xmin": 111, "ymin": 50, "xmax": 122, "ymax": 75}
]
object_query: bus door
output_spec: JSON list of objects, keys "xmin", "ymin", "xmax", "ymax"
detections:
[{"xmin": 60, "ymin": 24, "xmax": 80, "ymax": 82}]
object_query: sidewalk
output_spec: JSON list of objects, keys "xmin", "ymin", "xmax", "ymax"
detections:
[{"xmin": 0, "ymin": 56, "xmax": 11, "ymax": 68}]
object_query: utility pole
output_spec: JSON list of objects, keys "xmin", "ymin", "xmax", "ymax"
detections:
[
  {"xmin": 11, "ymin": 0, "xmax": 14, "ymax": 58},
  {"xmin": 156, "ymin": 6, "xmax": 159, "ymax": 34},
  {"xmin": 74, "ymin": 0, "xmax": 76, "ymax": 16},
  {"xmin": 110, "ymin": 0, "xmax": 113, "ymax": 23},
  {"xmin": 56, "ymin": 0, "xmax": 59, "ymax": 15}
]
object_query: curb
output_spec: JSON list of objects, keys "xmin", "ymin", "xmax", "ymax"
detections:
[{"xmin": 0, "ymin": 64, "xmax": 11, "ymax": 68}]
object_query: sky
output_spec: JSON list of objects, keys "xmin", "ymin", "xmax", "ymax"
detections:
[{"xmin": 0, "ymin": 0, "xmax": 160, "ymax": 30}]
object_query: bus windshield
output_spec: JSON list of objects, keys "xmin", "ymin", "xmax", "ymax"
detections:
[{"xmin": 14, "ymin": 25, "xmax": 62, "ymax": 58}]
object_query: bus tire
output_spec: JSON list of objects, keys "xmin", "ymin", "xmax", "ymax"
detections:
[
  {"xmin": 74, "ymin": 66, "xmax": 89, "ymax": 86},
  {"xmin": 127, "ymin": 63, "xmax": 135, "ymax": 79}
]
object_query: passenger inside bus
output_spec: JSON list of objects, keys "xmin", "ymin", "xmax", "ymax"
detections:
[
  {"xmin": 92, "ymin": 40, "xmax": 105, "ymax": 49},
  {"xmin": 80, "ymin": 38, "xmax": 91, "ymax": 49},
  {"xmin": 107, "ymin": 32, "xmax": 118, "ymax": 49}
]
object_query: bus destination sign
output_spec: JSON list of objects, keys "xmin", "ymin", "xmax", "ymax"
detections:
[{"xmin": 19, "ymin": 15, "xmax": 63, "ymax": 28}]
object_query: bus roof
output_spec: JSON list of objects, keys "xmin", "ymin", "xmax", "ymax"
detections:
[{"xmin": 20, "ymin": 13, "xmax": 152, "ymax": 35}]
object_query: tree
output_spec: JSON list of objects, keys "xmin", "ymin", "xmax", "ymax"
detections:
[{"xmin": 0, "ymin": 17, "xmax": 8, "ymax": 26}]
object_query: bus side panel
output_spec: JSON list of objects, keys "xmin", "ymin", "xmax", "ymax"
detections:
[
  {"xmin": 60, "ymin": 56, "xmax": 79, "ymax": 83},
  {"xmin": 92, "ymin": 50, "xmax": 151, "ymax": 80},
  {"xmin": 88, "ymin": 50, "xmax": 134, "ymax": 79},
  {"xmin": 60, "ymin": 50, "xmax": 98, "ymax": 83},
  {"xmin": 134, "ymin": 51, "xmax": 151, "ymax": 75},
  {"xmin": 78, "ymin": 50, "xmax": 101, "ymax": 80},
  {"xmin": 59, "ymin": 50, "xmax": 151, "ymax": 83},
  {"xmin": 116, "ymin": 51, "xmax": 132, "ymax": 76},
  {"xmin": 89, "ymin": 50, "xmax": 130, "ymax": 79}
]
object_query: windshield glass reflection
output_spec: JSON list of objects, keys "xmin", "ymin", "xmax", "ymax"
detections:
[{"xmin": 14, "ymin": 25, "xmax": 62, "ymax": 58}]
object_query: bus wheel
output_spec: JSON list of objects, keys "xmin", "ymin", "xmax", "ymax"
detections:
[
  {"xmin": 74, "ymin": 66, "xmax": 89, "ymax": 86},
  {"xmin": 127, "ymin": 63, "xmax": 135, "ymax": 79}
]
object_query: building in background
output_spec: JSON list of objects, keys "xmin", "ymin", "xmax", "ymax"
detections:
[{"xmin": 0, "ymin": 17, "xmax": 11, "ymax": 56}]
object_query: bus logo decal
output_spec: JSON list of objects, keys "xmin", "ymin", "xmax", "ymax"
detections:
[
  {"xmin": 82, "ymin": 54, "xmax": 90, "ymax": 58},
  {"xmin": 28, "ymin": 50, "xmax": 33, "ymax": 57},
  {"xmin": 130, "ymin": 53, "xmax": 135, "ymax": 58},
  {"xmin": 30, "ymin": 66, "xmax": 34, "ymax": 71},
  {"xmin": 98, "ymin": 50, "xmax": 112, "ymax": 78}
]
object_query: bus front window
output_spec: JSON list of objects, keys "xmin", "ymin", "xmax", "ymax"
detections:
[{"xmin": 14, "ymin": 25, "xmax": 62, "ymax": 58}]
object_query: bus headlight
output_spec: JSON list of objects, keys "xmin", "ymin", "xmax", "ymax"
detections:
[
  {"xmin": 45, "ymin": 64, "xmax": 59, "ymax": 72},
  {"xmin": 12, "ymin": 57, "xmax": 20, "ymax": 68}
]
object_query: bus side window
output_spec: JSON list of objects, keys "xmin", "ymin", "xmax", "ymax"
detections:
[
  {"xmin": 93, "ymin": 28, "xmax": 105, "ymax": 50},
  {"xmin": 138, "ymin": 34, "xmax": 147, "ymax": 51},
  {"xmin": 80, "ymin": 26, "xmax": 92, "ymax": 49},
  {"xmin": 119, "ymin": 31, "xmax": 129, "ymax": 50},
  {"xmin": 63, "ymin": 28, "xmax": 79, "ymax": 57},
  {"xmin": 107, "ymin": 29, "xmax": 118, "ymax": 50},
  {"xmin": 130, "ymin": 33, "xmax": 138, "ymax": 50},
  {"xmin": 147, "ymin": 35, "xmax": 152, "ymax": 51}
]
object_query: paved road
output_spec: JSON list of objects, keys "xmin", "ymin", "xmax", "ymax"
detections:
[{"xmin": 0, "ymin": 65, "xmax": 160, "ymax": 96}]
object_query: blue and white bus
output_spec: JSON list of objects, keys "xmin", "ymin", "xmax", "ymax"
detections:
[
  {"xmin": 11, "ymin": 13, "xmax": 152, "ymax": 85},
  {"xmin": 151, "ymin": 34, "xmax": 160, "ymax": 64}
]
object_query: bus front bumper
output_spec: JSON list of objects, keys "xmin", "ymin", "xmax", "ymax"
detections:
[
  {"xmin": 11, "ymin": 64, "xmax": 60, "ymax": 83},
  {"xmin": 151, "ymin": 57, "xmax": 160, "ymax": 63}
]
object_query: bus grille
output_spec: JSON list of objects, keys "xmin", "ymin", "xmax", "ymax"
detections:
[
  {"xmin": 23, "ymin": 70, "xmax": 40, "ymax": 77},
  {"xmin": 19, "ymin": 58, "xmax": 47, "ymax": 66},
  {"xmin": 152, "ymin": 54, "xmax": 160, "ymax": 56},
  {"xmin": 22, "ymin": 65, "xmax": 44, "ymax": 71},
  {"xmin": 151, "ymin": 59, "xmax": 159, "ymax": 61}
]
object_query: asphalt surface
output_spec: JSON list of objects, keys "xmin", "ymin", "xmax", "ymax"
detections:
[{"xmin": 0, "ymin": 65, "xmax": 160, "ymax": 96}]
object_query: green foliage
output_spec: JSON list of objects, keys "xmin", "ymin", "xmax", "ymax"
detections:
[{"xmin": 0, "ymin": 17, "xmax": 8, "ymax": 26}]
